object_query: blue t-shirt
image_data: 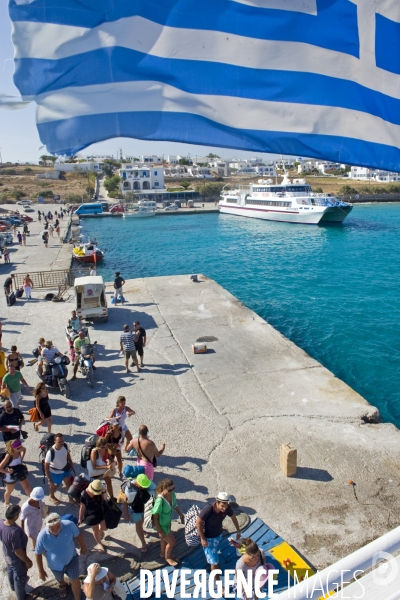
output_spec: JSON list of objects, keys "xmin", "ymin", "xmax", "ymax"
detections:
[{"xmin": 35, "ymin": 521, "xmax": 79, "ymax": 571}]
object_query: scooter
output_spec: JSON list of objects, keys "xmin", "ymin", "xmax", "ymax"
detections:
[
  {"xmin": 77, "ymin": 342, "xmax": 97, "ymax": 388},
  {"xmin": 65, "ymin": 326, "xmax": 89, "ymax": 361},
  {"xmin": 35, "ymin": 353, "xmax": 71, "ymax": 398}
]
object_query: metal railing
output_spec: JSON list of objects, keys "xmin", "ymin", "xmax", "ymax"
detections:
[{"xmin": 11, "ymin": 268, "xmax": 87, "ymax": 290}]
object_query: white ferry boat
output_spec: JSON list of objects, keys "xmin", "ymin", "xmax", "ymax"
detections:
[{"xmin": 219, "ymin": 177, "xmax": 352, "ymax": 225}]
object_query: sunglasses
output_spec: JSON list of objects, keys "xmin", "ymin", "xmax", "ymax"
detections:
[{"xmin": 47, "ymin": 518, "xmax": 60, "ymax": 525}]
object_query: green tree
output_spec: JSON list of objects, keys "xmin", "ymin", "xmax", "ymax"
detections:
[
  {"xmin": 178, "ymin": 158, "xmax": 190, "ymax": 165},
  {"xmin": 313, "ymin": 187, "xmax": 323, "ymax": 193},
  {"xmin": 180, "ymin": 180, "xmax": 191, "ymax": 190},
  {"xmin": 338, "ymin": 185, "xmax": 358, "ymax": 195},
  {"xmin": 194, "ymin": 182, "xmax": 226, "ymax": 199},
  {"xmin": 207, "ymin": 153, "xmax": 220, "ymax": 158},
  {"xmin": 104, "ymin": 175, "xmax": 121, "ymax": 193},
  {"xmin": 12, "ymin": 189, "xmax": 25, "ymax": 200}
]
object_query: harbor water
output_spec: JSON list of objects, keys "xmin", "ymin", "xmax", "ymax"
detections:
[{"xmin": 80, "ymin": 204, "xmax": 400, "ymax": 426}]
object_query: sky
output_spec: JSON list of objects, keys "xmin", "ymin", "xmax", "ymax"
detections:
[{"xmin": 0, "ymin": 3, "xmax": 284, "ymax": 165}]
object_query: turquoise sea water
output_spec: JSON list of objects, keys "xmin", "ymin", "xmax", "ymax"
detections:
[{"xmin": 80, "ymin": 205, "xmax": 400, "ymax": 427}]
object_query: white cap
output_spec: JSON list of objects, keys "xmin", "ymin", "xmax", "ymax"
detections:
[
  {"xmin": 30, "ymin": 487, "xmax": 45, "ymax": 501},
  {"xmin": 84, "ymin": 564, "xmax": 109, "ymax": 583},
  {"xmin": 216, "ymin": 492, "xmax": 231, "ymax": 503}
]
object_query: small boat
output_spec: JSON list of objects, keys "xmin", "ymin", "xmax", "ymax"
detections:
[
  {"xmin": 72, "ymin": 241, "xmax": 105, "ymax": 263},
  {"xmin": 123, "ymin": 200, "xmax": 157, "ymax": 218}
]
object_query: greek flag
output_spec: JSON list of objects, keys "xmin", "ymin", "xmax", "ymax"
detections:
[{"xmin": 8, "ymin": 0, "xmax": 400, "ymax": 170}]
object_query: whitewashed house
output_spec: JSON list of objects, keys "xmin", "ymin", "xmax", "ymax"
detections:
[
  {"xmin": 349, "ymin": 167, "xmax": 400, "ymax": 182},
  {"xmin": 54, "ymin": 162, "xmax": 103, "ymax": 172},
  {"xmin": 119, "ymin": 164, "xmax": 165, "ymax": 193}
]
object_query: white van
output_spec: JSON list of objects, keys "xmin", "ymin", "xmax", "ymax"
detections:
[{"xmin": 74, "ymin": 276, "xmax": 108, "ymax": 322}]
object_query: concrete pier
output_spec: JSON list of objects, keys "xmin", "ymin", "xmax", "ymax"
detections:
[{"xmin": 1, "ymin": 210, "xmax": 400, "ymax": 596}]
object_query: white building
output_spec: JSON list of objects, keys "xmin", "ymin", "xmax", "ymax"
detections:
[
  {"xmin": 317, "ymin": 161, "xmax": 341, "ymax": 174},
  {"xmin": 254, "ymin": 165, "xmax": 277, "ymax": 177},
  {"xmin": 141, "ymin": 155, "xmax": 163, "ymax": 164},
  {"xmin": 229, "ymin": 161, "xmax": 248, "ymax": 171},
  {"xmin": 208, "ymin": 160, "xmax": 230, "ymax": 177},
  {"xmin": 167, "ymin": 156, "xmax": 178, "ymax": 164},
  {"xmin": 349, "ymin": 167, "xmax": 400, "ymax": 182},
  {"xmin": 54, "ymin": 162, "xmax": 103, "ymax": 172},
  {"xmin": 188, "ymin": 166, "xmax": 212, "ymax": 178},
  {"xmin": 119, "ymin": 164, "xmax": 165, "ymax": 193}
]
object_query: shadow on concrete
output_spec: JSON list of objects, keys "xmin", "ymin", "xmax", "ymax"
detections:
[
  {"xmin": 160, "ymin": 455, "xmax": 207, "ymax": 472},
  {"xmin": 91, "ymin": 306, "xmax": 158, "ymax": 331},
  {"xmin": 295, "ymin": 467, "xmax": 333, "ymax": 482},
  {"xmin": 139, "ymin": 363, "xmax": 191, "ymax": 376}
]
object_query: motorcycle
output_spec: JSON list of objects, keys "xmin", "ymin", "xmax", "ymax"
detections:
[
  {"xmin": 77, "ymin": 342, "xmax": 97, "ymax": 388},
  {"xmin": 36, "ymin": 353, "xmax": 71, "ymax": 398}
]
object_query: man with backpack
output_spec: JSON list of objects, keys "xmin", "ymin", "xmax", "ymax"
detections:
[{"xmin": 44, "ymin": 433, "xmax": 74, "ymax": 504}]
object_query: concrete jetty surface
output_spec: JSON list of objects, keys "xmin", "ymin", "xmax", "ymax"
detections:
[{"xmin": 1, "ymin": 209, "xmax": 400, "ymax": 597}]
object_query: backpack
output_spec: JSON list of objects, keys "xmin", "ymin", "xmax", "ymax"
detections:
[
  {"xmin": 67, "ymin": 474, "xmax": 90, "ymax": 503},
  {"xmin": 121, "ymin": 479, "xmax": 138, "ymax": 505},
  {"xmin": 184, "ymin": 505, "xmax": 202, "ymax": 547},
  {"xmin": 80, "ymin": 435, "xmax": 98, "ymax": 468},
  {"xmin": 61, "ymin": 514, "xmax": 78, "ymax": 525},
  {"xmin": 95, "ymin": 421, "xmax": 110, "ymax": 438}
]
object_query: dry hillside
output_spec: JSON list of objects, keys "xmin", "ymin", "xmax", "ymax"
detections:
[{"xmin": 0, "ymin": 164, "xmax": 95, "ymax": 205}]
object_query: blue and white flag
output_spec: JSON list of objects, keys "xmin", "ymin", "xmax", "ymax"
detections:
[{"xmin": 8, "ymin": 0, "xmax": 400, "ymax": 169}]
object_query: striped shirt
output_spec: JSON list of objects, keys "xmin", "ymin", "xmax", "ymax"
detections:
[{"xmin": 120, "ymin": 331, "xmax": 136, "ymax": 351}]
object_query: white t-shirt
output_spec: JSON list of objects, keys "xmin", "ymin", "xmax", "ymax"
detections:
[
  {"xmin": 45, "ymin": 445, "xmax": 68, "ymax": 474},
  {"xmin": 41, "ymin": 347, "xmax": 60, "ymax": 363}
]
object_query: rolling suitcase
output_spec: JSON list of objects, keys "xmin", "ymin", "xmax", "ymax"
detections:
[
  {"xmin": 7, "ymin": 292, "xmax": 16, "ymax": 307},
  {"xmin": 16, "ymin": 288, "xmax": 24, "ymax": 299}
]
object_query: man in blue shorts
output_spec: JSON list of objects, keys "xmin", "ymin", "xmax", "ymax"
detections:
[
  {"xmin": 36, "ymin": 513, "xmax": 86, "ymax": 599},
  {"xmin": 44, "ymin": 433, "xmax": 74, "ymax": 504},
  {"xmin": 197, "ymin": 492, "xmax": 241, "ymax": 582}
]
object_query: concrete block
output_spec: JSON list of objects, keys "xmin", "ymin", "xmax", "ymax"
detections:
[{"xmin": 280, "ymin": 442, "xmax": 297, "ymax": 477}]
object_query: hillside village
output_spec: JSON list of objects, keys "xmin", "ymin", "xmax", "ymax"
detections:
[{"xmin": 1, "ymin": 153, "xmax": 400, "ymax": 205}]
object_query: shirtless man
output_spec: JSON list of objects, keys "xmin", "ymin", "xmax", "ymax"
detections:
[{"xmin": 126, "ymin": 424, "xmax": 165, "ymax": 481}]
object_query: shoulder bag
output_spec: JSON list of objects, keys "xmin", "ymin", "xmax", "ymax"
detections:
[{"xmin": 137, "ymin": 437, "xmax": 157, "ymax": 468}]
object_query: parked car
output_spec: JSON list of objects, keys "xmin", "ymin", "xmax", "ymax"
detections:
[
  {"xmin": 110, "ymin": 204, "xmax": 125, "ymax": 213},
  {"xmin": 5, "ymin": 216, "xmax": 22, "ymax": 226},
  {"xmin": 24, "ymin": 207, "xmax": 35, "ymax": 212},
  {"xmin": 0, "ymin": 219, "xmax": 13, "ymax": 229},
  {"xmin": 0, "ymin": 232, "xmax": 13, "ymax": 245},
  {"xmin": 16, "ymin": 200, "xmax": 30, "ymax": 206},
  {"xmin": 21, "ymin": 214, "xmax": 34, "ymax": 222},
  {"xmin": 165, "ymin": 204, "xmax": 179, "ymax": 211}
]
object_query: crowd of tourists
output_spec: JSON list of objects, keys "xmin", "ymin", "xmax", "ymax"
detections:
[{"xmin": 0, "ymin": 241, "xmax": 269, "ymax": 600}]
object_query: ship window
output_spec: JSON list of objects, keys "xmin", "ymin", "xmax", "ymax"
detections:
[
  {"xmin": 245, "ymin": 199, "xmax": 291, "ymax": 208},
  {"xmin": 286, "ymin": 186, "xmax": 312, "ymax": 192},
  {"xmin": 227, "ymin": 198, "xmax": 237, "ymax": 204}
]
